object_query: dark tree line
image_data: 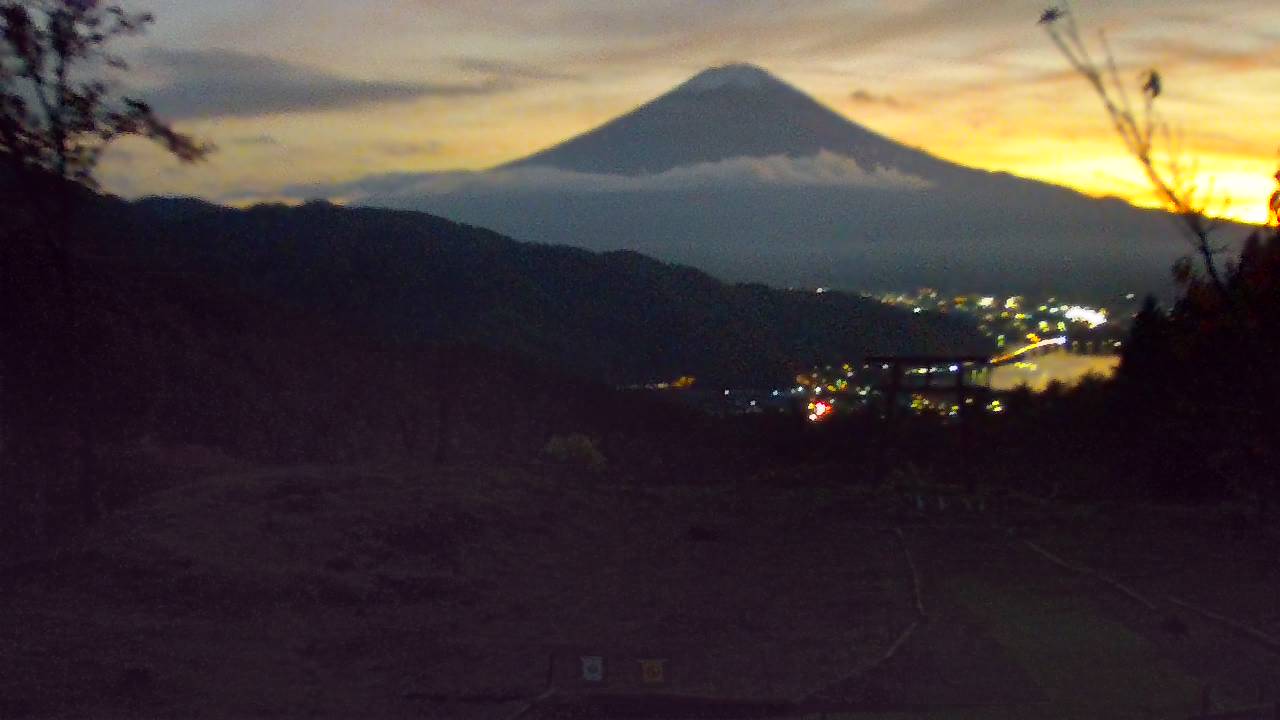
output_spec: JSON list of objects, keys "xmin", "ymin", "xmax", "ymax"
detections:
[
  {"xmin": 1, "ymin": 0, "xmax": 208, "ymax": 547},
  {"xmin": 1035, "ymin": 6, "xmax": 1280, "ymax": 517},
  {"xmin": 1117, "ymin": 210, "xmax": 1280, "ymax": 513}
]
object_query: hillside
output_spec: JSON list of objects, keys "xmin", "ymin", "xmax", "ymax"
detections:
[
  {"xmin": 1, "ymin": 183, "xmax": 983, "ymax": 542},
  {"xmin": 4, "ymin": 186, "xmax": 1277, "ymax": 720},
  {"xmin": 0, "ymin": 464, "xmax": 916, "ymax": 718},
  {"xmin": 6, "ymin": 461, "xmax": 1277, "ymax": 719},
  {"xmin": 111, "ymin": 196, "xmax": 988, "ymax": 388}
]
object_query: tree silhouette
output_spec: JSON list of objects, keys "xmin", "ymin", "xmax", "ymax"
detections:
[
  {"xmin": 1, "ymin": 0, "xmax": 209, "ymax": 541},
  {"xmin": 1117, "ymin": 295, "xmax": 1169, "ymax": 383},
  {"xmin": 1040, "ymin": 4, "xmax": 1280, "ymax": 514},
  {"xmin": 1111, "ymin": 173, "xmax": 1280, "ymax": 508}
]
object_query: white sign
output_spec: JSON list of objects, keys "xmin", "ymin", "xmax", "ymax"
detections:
[{"xmin": 581, "ymin": 655, "xmax": 605, "ymax": 682}]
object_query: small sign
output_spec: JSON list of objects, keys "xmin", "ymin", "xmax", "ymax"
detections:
[
  {"xmin": 638, "ymin": 658, "xmax": 667, "ymax": 685},
  {"xmin": 580, "ymin": 655, "xmax": 605, "ymax": 683}
]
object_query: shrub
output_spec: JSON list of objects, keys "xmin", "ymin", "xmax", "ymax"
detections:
[{"xmin": 543, "ymin": 434, "xmax": 607, "ymax": 473}]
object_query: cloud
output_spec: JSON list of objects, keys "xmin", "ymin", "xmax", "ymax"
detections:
[
  {"xmin": 849, "ymin": 89, "xmax": 909, "ymax": 109},
  {"xmin": 138, "ymin": 48, "xmax": 514, "ymax": 120},
  {"xmin": 369, "ymin": 140, "xmax": 445, "ymax": 156},
  {"xmin": 1134, "ymin": 37, "xmax": 1280, "ymax": 74},
  {"xmin": 229, "ymin": 134, "xmax": 281, "ymax": 146},
  {"xmin": 453, "ymin": 57, "xmax": 581, "ymax": 82},
  {"xmin": 283, "ymin": 151, "xmax": 932, "ymax": 202}
]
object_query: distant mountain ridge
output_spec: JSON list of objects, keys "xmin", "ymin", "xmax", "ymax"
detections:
[
  {"xmin": 298, "ymin": 63, "xmax": 1254, "ymax": 301},
  {"xmin": 113, "ymin": 197, "xmax": 988, "ymax": 387}
]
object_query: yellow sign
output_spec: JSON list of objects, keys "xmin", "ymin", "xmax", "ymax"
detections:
[{"xmin": 638, "ymin": 659, "xmax": 667, "ymax": 685}]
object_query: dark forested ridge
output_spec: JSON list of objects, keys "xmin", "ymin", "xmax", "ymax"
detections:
[
  {"xmin": 0, "ymin": 184, "xmax": 986, "ymax": 497},
  {"xmin": 105, "ymin": 196, "xmax": 987, "ymax": 387}
]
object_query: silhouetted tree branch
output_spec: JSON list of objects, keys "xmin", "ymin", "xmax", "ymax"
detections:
[{"xmin": 1040, "ymin": 3, "xmax": 1231, "ymax": 301}]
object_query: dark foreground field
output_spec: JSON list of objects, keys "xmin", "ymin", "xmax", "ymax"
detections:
[{"xmin": 1, "ymin": 459, "xmax": 1278, "ymax": 720}]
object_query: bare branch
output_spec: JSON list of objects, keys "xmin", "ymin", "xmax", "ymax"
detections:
[{"xmin": 1039, "ymin": 4, "xmax": 1231, "ymax": 300}]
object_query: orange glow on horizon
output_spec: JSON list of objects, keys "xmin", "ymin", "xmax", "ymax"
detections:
[{"xmin": 99, "ymin": 5, "xmax": 1280, "ymax": 231}]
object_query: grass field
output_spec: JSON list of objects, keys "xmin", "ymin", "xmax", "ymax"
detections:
[{"xmin": 1, "ymin": 463, "xmax": 1276, "ymax": 719}]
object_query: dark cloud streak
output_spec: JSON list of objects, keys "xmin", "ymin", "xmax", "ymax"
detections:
[
  {"xmin": 139, "ymin": 48, "xmax": 514, "ymax": 120},
  {"xmin": 849, "ymin": 89, "xmax": 909, "ymax": 109},
  {"xmin": 454, "ymin": 57, "xmax": 581, "ymax": 82},
  {"xmin": 229, "ymin": 134, "xmax": 281, "ymax": 146},
  {"xmin": 368, "ymin": 139, "xmax": 444, "ymax": 156}
]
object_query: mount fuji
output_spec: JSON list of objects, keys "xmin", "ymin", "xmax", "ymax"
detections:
[
  {"xmin": 504, "ymin": 63, "xmax": 962, "ymax": 181},
  {"xmin": 292, "ymin": 64, "xmax": 1247, "ymax": 300}
]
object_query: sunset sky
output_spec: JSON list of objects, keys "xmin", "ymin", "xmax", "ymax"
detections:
[{"xmin": 102, "ymin": 0, "xmax": 1280, "ymax": 223}]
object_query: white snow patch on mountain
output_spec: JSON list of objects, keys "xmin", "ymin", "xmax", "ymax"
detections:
[{"xmin": 675, "ymin": 63, "xmax": 779, "ymax": 93}]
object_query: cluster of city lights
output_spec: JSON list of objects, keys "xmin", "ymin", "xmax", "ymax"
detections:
[
  {"xmin": 880, "ymin": 290, "xmax": 1123, "ymax": 353},
  {"xmin": 807, "ymin": 400, "xmax": 833, "ymax": 422},
  {"xmin": 640, "ymin": 289, "xmax": 1126, "ymax": 421},
  {"xmin": 1063, "ymin": 305, "xmax": 1108, "ymax": 328}
]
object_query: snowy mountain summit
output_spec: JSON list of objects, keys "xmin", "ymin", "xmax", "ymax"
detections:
[
  {"xmin": 675, "ymin": 63, "xmax": 781, "ymax": 93},
  {"xmin": 504, "ymin": 62, "xmax": 957, "ymax": 179}
]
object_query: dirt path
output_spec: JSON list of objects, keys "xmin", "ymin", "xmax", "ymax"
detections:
[
  {"xmin": 517, "ymin": 504, "xmax": 1280, "ymax": 720},
  {"xmin": 804, "ymin": 525, "xmax": 1205, "ymax": 720},
  {"xmin": 524, "ymin": 522, "xmax": 1212, "ymax": 719},
  {"xmin": 1014, "ymin": 526, "xmax": 1280, "ymax": 716}
]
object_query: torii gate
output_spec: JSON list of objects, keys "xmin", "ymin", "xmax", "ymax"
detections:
[
  {"xmin": 864, "ymin": 355, "xmax": 993, "ymax": 422},
  {"xmin": 864, "ymin": 354, "xmax": 993, "ymax": 494}
]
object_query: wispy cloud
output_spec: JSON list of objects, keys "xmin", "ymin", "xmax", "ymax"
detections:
[
  {"xmin": 849, "ymin": 89, "xmax": 910, "ymax": 109},
  {"xmin": 106, "ymin": 0, "xmax": 1280, "ymax": 224},
  {"xmin": 282, "ymin": 151, "xmax": 932, "ymax": 202},
  {"xmin": 229, "ymin": 134, "xmax": 281, "ymax": 146},
  {"xmin": 368, "ymin": 140, "xmax": 445, "ymax": 156},
  {"xmin": 454, "ymin": 57, "xmax": 581, "ymax": 82},
  {"xmin": 138, "ymin": 48, "xmax": 514, "ymax": 120},
  {"xmin": 1134, "ymin": 37, "xmax": 1280, "ymax": 74}
]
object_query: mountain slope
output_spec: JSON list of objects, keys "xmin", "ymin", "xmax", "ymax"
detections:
[
  {"xmin": 302, "ymin": 64, "xmax": 1253, "ymax": 301},
  {"xmin": 505, "ymin": 64, "xmax": 963, "ymax": 181}
]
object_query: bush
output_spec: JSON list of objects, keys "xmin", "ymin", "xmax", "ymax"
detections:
[{"xmin": 543, "ymin": 434, "xmax": 607, "ymax": 473}]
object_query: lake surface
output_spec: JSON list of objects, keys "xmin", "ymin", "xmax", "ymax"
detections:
[{"xmin": 990, "ymin": 350, "xmax": 1120, "ymax": 391}]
